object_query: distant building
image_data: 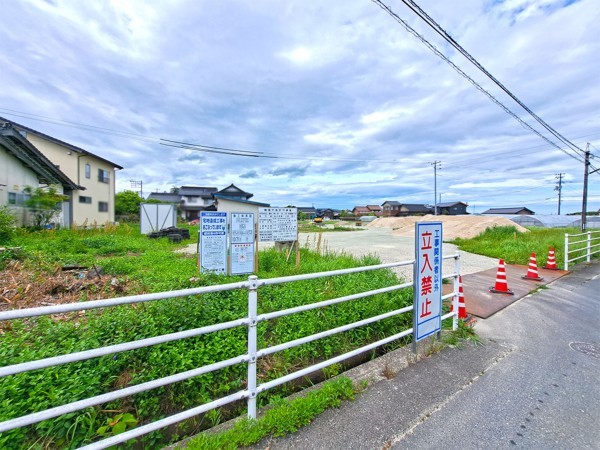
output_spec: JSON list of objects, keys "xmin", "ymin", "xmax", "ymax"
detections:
[
  {"xmin": 436, "ymin": 201, "xmax": 469, "ymax": 215},
  {"xmin": 381, "ymin": 201, "xmax": 432, "ymax": 217},
  {"xmin": 147, "ymin": 184, "xmax": 256, "ymax": 221},
  {"xmin": 482, "ymin": 207, "xmax": 535, "ymax": 215},
  {"xmin": 352, "ymin": 205, "xmax": 383, "ymax": 216},
  {"xmin": 297, "ymin": 207, "xmax": 317, "ymax": 219}
]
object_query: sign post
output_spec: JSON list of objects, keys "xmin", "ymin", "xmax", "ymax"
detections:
[
  {"xmin": 258, "ymin": 207, "xmax": 298, "ymax": 242},
  {"xmin": 230, "ymin": 212, "xmax": 255, "ymax": 275},
  {"xmin": 199, "ymin": 211, "xmax": 228, "ymax": 274},
  {"xmin": 413, "ymin": 222, "xmax": 443, "ymax": 348}
]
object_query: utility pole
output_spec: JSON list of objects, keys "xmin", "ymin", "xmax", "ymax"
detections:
[
  {"xmin": 555, "ymin": 173, "xmax": 564, "ymax": 215},
  {"xmin": 431, "ymin": 161, "xmax": 441, "ymax": 215},
  {"xmin": 130, "ymin": 179, "xmax": 143, "ymax": 199},
  {"xmin": 581, "ymin": 144, "xmax": 590, "ymax": 231}
]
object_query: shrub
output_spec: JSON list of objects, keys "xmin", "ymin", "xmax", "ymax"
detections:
[{"xmin": 0, "ymin": 205, "xmax": 16, "ymax": 244}]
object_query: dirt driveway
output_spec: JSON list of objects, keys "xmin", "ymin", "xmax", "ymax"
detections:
[
  {"xmin": 298, "ymin": 227, "xmax": 497, "ymax": 281},
  {"xmin": 181, "ymin": 227, "xmax": 498, "ymax": 281}
]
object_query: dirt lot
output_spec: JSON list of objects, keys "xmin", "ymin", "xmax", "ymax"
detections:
[{"xmin": 367, "ymin": 215, "xmax": 527, "ymax": 240}]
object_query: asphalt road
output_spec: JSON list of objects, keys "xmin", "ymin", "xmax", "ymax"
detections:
[{"xmin": 250, "ymin": 262, "xmax": 600, "ymax": 450}]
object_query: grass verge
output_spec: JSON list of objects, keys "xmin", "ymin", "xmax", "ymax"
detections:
[
  {"xmin": 186, "ymin": 377, "xmax": 356, "ymax": 450},
  {"xmin": 450, "ymin": 225, "xmax": 596, "ymax": 268}
]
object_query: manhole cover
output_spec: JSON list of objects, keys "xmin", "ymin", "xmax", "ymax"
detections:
[{"xmin": 569, "ymin": 342, "xmax": 600, "ymax": 359}]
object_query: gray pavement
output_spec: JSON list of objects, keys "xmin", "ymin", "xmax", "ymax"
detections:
[
  {"xmin": 250, "ymin": 262, "xmax": 600, "ymax": 450},
  {"xmin": 295, "ymin": 228, "xmax": 496, "ymax": 280}
]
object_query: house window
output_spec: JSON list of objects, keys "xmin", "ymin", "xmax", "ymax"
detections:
[
  {"xmin": 8, "ymin": 192, "xmax": 29, "ymax": 205},
  {"xmin": 98, "ymin": 169, "xmax": 109, "ymax": 183},
  {"xmin": 85, "ymin": 163, "xmax": 91, "ymax": 179},
  {"xmin": 79, "ymin": 196, "xmax": 92, "ymax": 204},
  {"xmin": 98, "ymin": 201, "xmax": 109, "ymax": 212}
]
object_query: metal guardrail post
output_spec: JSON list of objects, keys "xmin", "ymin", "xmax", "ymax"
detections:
[
  {"xmin": 587, "ymin": 232, "xmax": 592, "ymax": 263},
  {"xmin": 453, "ymin": 252, "xmax": 461, "ymax": 331},
  {"xmin": 564, "ymin": 233, "xmax": 569, "ymax": 271},
  {"xmin": 247, "ymin": 275, "xmax": 259, "ymax": 419}
]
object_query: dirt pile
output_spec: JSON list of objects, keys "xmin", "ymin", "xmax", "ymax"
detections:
[
  {"xmin": 367, "ymin": 215, "xmax": 528, "ymax": 240},
  {"xmin": 0, "ymin": 261, "xmax": 129, "ymax": 315}
]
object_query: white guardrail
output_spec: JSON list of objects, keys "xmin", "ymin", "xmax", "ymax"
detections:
[
  {"xmin": 564, "ymin": 230, "xmax": 600, "ymax": 271},
  {"xmin": 0, "ymin": 254, "xmax": 461, "ymax": 449}
]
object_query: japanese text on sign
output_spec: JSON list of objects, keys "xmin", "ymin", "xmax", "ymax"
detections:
[
  {"xmin": 230, "ymin": 213, "xmax": 255, "ymax": 275},
  {"xmin": 231, "ymin": 212, "xmax": 255, "ymax": 244},
  {"xmin": 414, "ymin": 222, "xmax": 443, "ymax": 341},
  {"xmin": 258, "ymin": 207, "xmax": 298, "ymax": 242},
  {"xmin": 199, "ymin": 211, "xmax": 227, "ymax": 274}
]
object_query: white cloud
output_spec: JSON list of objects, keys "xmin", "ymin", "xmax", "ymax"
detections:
[{"xmin": 0, "ymin": 0, "xmax": 598, "ymax": 214}]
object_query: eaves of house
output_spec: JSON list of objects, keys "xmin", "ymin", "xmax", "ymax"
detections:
[{"xmin": 0, "ymin": 124, "xmax": 80, "ymax": 190}]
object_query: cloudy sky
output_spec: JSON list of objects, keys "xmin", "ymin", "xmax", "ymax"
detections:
[{"xmin": 1, "ymin": 0, "xmax": 598, "ymax": 214}]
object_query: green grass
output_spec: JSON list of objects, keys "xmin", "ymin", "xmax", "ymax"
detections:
[
  {"xmin": 187, "ymin": 377, "xmax": 356, "ymax": 450},
  {"xmin": 298, "ymin": 220, "xmax": 361, "ymax": 233},
  {"xmin": 0, "ymin": 225, "xmax": 412, "ymax": 449},
  {"xmin": 450, "ymin": 225, "xmax": 594, "ymax": 268}
]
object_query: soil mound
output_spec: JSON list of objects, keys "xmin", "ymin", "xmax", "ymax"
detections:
[{"xmin": 367, "ymin": 215, "xmax": 528, "ymax": 240}]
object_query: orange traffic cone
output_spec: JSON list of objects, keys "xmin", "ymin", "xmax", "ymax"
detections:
[
  {"xmin": 450, "ymin": 276, "xmax": 467, "ymax": 319},
  {"xmin": 457, "ymin": 276, "xmax": 467, "ymax": 319},
  {"xmin": 543, "ymin": 247, "xmax": 558, "ymax": 270},
  {"xmin": 522, "ymin": 252, "xmax": 544, "ymax": 281},
  {"xmin": 489, "ymin": 259, "xmax": 514, "ymax": 295}
]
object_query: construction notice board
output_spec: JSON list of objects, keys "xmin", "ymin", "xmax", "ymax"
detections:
[
  {"xmin": 414, "ymin": 222, "xmax": 443, "ymax": 341},
  {"xmin": 230, "ymin": 212, "xmax": 255, "ymax": 275},
  {"xmin": 199, "ymin": 211, "xmax": 227, "ymax": 274},
  {"xmin": 258, "ymin": 207, "xmax": 297, "ymax": 242}
]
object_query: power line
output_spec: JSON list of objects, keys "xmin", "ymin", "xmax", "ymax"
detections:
[
  {"xmin": 398, "ymin": 0, "xmax": 585, "ymax": 158},
  {"xmin": 370, "ymin": 0, "xmax": 585, "ymax": 164}
]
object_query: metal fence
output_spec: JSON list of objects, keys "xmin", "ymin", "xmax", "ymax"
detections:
[
  {"xmin": 0, "ymin": 254, "xmax": 461, "ymax": 449},
  {"xmin": 564, "ymin": 230, "xmax": 600, "ymax": 270}
]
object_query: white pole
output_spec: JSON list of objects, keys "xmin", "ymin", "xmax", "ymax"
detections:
[
  {"xmin": 587, "ymin": 232, "xmax": 592, "ymax": 263},
  {"xmin": 247, "ymin": 275, "xmax": 258, "ymax": 419},
  {"xmin": 564, "ymin": 233, "xmax": 569, "ymax": 271},
  {"xmin": 453, "ymin": 253, "xmax": 461, "ymax": 331}
]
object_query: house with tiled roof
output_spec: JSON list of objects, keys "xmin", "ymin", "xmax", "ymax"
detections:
[
  {"xmin": 0, "ymin": 117, "xmax": 122, "ymax": 227},
  {"xmin": 482, "ymin": 207, "xmax": 535, "ymax": 215}
]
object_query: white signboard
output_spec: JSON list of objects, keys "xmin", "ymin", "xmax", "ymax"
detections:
[
  {"xmin": 414, "ymin": 222, "xmax": 443, "ymax": 341},
  {"xmin": 258, "ymin": 207, "xmax": 298, "ymax": 242},
  {"xmin": 231, "ymin": 242, "xmax": 255, "ymax": 275},
  {"xmin": 199, "ymin": 211, "xmax": 227, "ymax": 274},
  {"xmin": 231, "ymin": 212, "xmax": 255, "ymax": 244},
  {"xmin": 230, "ymin": 213, "xmax": 255, "ymax": 275}
]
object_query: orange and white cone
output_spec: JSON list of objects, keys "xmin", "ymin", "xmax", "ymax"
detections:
[
  {"xmin": 489, "ymin": 259, "xmax": 514, "ymax": 295},
  {"xmin": 457, "ymin": 276, "xmax": 467, "ymax": 319},
  {"xmin": 522, "ymin": 252, "xmax": 544, "ymax": 281},
  {"xmin": 543, "ymin": 247, "xmax": 558, "ymax": 270}
]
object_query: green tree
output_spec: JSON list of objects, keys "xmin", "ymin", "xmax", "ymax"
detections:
[
  {"xmin": 115, "ymin": 190, "xmax": 142, "ymax": 216},
  {"xmin": 23, "ymin": 185, "xmax": 68, "ymax": 229}
]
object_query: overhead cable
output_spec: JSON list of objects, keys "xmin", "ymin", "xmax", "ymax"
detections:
[{"xmin": 371, "ymin": 0, "xmax": 585, "ymax": 164}]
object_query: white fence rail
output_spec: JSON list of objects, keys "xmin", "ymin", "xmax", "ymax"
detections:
[
  {"xmin": 564, "ymin": 230, "xmax": 600, "ymax": 271},
  {"xmin": 0, "ymin": 255, "xmax": 461, "ymax": 449}
]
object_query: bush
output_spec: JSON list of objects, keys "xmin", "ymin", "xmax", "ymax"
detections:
[{"xmin": 0, "ymin": 205, "xmax": 16, "ymax": 244}]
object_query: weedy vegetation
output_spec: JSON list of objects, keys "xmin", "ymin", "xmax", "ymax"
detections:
[
  {"xmin": 186, "ymin": 377, "xmax": 356, "ymax": 450},
  {"xmin": 450, "ymin": 225, "xmax": 597, "ymax": 268},
  {"xmin": 0, "ymin": 224, "xmax": 412, "ymax": 449}
]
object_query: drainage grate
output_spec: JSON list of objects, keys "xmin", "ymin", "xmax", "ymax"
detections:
[{"xmin": 569, "ymin": 342, "xmax": 600, "ymax": 359}]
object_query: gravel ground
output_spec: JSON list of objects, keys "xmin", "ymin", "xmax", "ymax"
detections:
[
  {"xmin": 182, "ymin": 227, "xmax": 497, "ymax": 281},
  {"xmin": 297, "ymin": 228, "xmax": 497, "ymax": 280}
]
